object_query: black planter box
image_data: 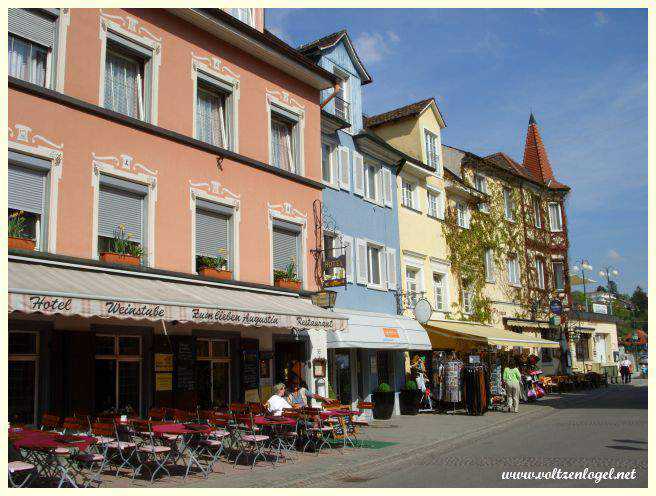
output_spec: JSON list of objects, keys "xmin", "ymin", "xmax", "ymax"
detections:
[
  {"xmin": 399, "ymin": 389, "xmax": 422, "ymax": 415},
  {"xmin": 372, "ymin": 391, "xmax": 396, "ymax": 419}
]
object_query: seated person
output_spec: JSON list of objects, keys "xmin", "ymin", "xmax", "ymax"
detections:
[
  {"xmin": 298, "ymin": 380, "xmax": 329, "ymax": 405},
  {"xmin": 288, "ymin": 382, "xmax": 306, "ymax": 408},
  {"xmin": 266, "ymin": 383, "xmax": 293, "ymax": 416}
]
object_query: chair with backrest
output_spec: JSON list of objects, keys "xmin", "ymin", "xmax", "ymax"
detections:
[
  {"xmin": 232, "ymin": 413, "xmax": 272, "ymax": 469},
  {"xmin": 8, "ymin": 443, "xmax": 36, "ymax": 488},
  {"xmin": 301, "ymin": 407, "xmax": 332, "ymax": 455},
  {"xmin": 105, "ymin": 419, "xmax": 140, "ymax": 479},
  {"xmin": 40, "ymin": 413, "xmax": 63, "ymax": 433},
  {"xmin": 130, "ymin": 419, "xmax": 171, "ymax": 483},
  {"xmin": 353, "ymin": 401, "xmax": 374, "ymax": 446},
  {"xmin": 62, "ymin": 417, "xmax": 87, "ymax": 435},
  {"xmin": 147, "ymin": 407, "xmax": 167, "ymax": 422}
]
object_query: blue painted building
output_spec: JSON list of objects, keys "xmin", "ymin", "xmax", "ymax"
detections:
[{"xmin": 299, "ymin": 31, "xmax": 431, "ymax": 414}]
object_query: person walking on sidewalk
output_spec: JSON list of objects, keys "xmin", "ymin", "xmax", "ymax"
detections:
[
  {"xmin": 503, "ymin": 360, "xmax": 522, "ymax": 413},
  {"xmin": 620, "ymin": 357, "xmax": 632, "ymax": 384}
]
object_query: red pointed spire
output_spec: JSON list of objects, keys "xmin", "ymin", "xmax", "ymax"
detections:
[{"xmin": 522, "ymin": 113, "xmax": 555, "ymax": 183}]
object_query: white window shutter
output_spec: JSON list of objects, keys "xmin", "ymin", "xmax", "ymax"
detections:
[
  {"xmin": 353, "ymin": 152, "xmax": 364, "ymax": 196},
  {"xmin": 342, "ymin": 234, "xmax": 354, "ymax": 283},
  {"xmin": 439, "ymin": 192, "xmax": 446, "ymax": 219},
  {"xmin": 386, "ymin": 248, "xmax": 397, "ymax": 290},
  {"xmin": 356, "ymin": 238, "xmax": 368, "ymax": 284},
  {"xmin": 338, "ymin": 147, "xmax": 350, "ymax": 191},
  {"xmin": 383, "ymin": 168, "xmax": 393, "ymax": 207},
  {"xmin": 380, "ymin": 247, "xmax": 388, "ymax": 287},
  {"xmin": 330, "ymin": 147, "xmax": 340, "ymax": 187}
]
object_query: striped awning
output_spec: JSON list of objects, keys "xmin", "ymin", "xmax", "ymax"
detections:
[
  {"xmin": 425, "ymin": 319, "xmax": 560, "ymax": 349},
  {"xmin": 505, "ymin": 318, "xmax": 552, "ymax": 330},
  {"xmin": 8, "ymin": 259, "xmax": 347, "ymax": 331}
]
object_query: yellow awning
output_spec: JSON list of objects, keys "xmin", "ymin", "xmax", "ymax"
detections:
[{"xmin": 425, "ymin": 320, "xmax": 560, "ymax": 349}]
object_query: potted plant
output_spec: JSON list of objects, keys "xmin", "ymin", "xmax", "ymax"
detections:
[
  {"xmin": 99, "ymin": 225, "xmax": 143, "ymax": 266},
  {"xmin": 197, "ymin": 248, "xmax": 232, "ymax": 280},
  {"xmin": 399, "ymin": 380, "xmax": 423, "ymax": 415},
  {"xmin": 8, "ymin": 211, "xmax": 36, "ymax": 251},
  {"xmin": 274, "ymin": 259, "xmax": 302, "ymax": 291},
  {"xmin": 372, "ymin": 383, "xmax": 396, "ymax": 420}
]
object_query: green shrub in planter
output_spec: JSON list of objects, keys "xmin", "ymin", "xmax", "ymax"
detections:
[
  {"xmin": 372, "ymin": 383, "xmax": 395, "ymax": 419},
  {"xmin": 403, "ymin": 380, "xmax": 418, "ymax": 390},
  {"xmin": 377, "ymin": 382, "xmax": 391, "ymax": 393},
  {"xmin": 399, "ymin": 380, "xmax": 422, "ymax": 415}
]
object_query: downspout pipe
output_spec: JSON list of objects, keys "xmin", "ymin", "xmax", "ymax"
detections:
[{"xmin": 320, "ymin": 83, "xmax": 341, "ymax": 109}]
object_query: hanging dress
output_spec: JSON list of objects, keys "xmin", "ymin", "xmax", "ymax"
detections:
[{"xmin": 444, "ymin": 360, "xmax": 463, "ymax": 403}]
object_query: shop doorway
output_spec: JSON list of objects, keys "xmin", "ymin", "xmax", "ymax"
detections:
[
  {"xmin": 9, "ymin": 331, "xmax": 39, "ymax": 424},
  {"xmin": 196, "ymin": 338, "xmax": 231, "ymax": 408},
  {"xmin": 334, "ymin": 350, "xmax": 352, "ymax": 405},
  {"xmin": 274, "ymin": 340, "xmax": 305, "ymax": 386},
  {"xmin": 376, "ymin": 350, "xmax": 392, "ymax": 387}
]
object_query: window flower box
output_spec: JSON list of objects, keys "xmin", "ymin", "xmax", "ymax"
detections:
[
  {"xmin": 275, "ymin": 278, "xmax": 302, "ymax": 291},
  {"xmin": 8, "ymin": 237, "xmax": 36, "ymax": 251},
  {"xmin": 100, "ymin": 252, "xmax": 141, "ymax": 266},
  {"xmin": 199, "ymin": 267, "xmax": 233, "ymax": 280}
]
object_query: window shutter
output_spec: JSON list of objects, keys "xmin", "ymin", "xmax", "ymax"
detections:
[
  {"xmin": 386, "ymin": 248, "xmax": 397, "ymax": 290},
  {"xmin": 342, "ymin": 234, "xmax": 354, "ymax": 283},
  {"xmin": 8, "ymin": 165, "xmax": 46, "ymax": 214},
  {"xmin": 338, "ymin": 146, "xmax": 350, "ymax": 191},
  {"xmin": 98, "ymin": 186, "xmax": 144, "ymax": 243},
  {"xmin": 9, "ymin": 9, "xmax": 57, "ymax": 48},
  {"xmin": 272, "ymin": 227, "xmax": 299, "ymax": 273},
  {"xmin": 375, "ymin": 167, "xmax": 384, "ymax": 203},
  {"xmin": 355, "ymin": 238, "xmax": 367, "ymax": 284},
  {"xmin": 383, "ymin": 168, "xmax": 393, "ymax": 207},
  {"xmin": 196, "ymin": 208, "xmax": 230, "ymax": 263},
  {"xmin": 353, "ymin": 152, "xmax": 365, "ymax": 196},
  {"xmin": 330, "ymin": 147, "xmax": 340, "ymax": 187}
]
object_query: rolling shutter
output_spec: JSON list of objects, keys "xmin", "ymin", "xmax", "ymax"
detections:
[
  {"xmin": 386, "ymin": 248, "xmax": 397, "ymax": 290},
  {"xmin": 98, "ymin": 179, "xmax": 145, "ymax": 243},
  {"xmin": 8, "ymin": 164, "xmax": 47, "ymax": 215},
  {"xmin": 338, "ymin": 146, "xmax": 350, "ymax": 191},
  {"xmin": 195, "ymin": 207, "xmax": 230, "ymax": 262},
  {"xmin": 352, "ymin": 151, "xmax": 364, "ymax": 196},
  {"xmin": 9, "ymin": 9, "xmax": 57, "ymax": 48},
  {"xmin": 355, "ymin": 238, "xmax": 368, "ymax": 284},
  {"xmin": 272, "ymin": 226, "xmax": 299, "ymax": 272},
  {"xmin": 383, "ymin": 168, "xmax": 393, "ymax": 207}
]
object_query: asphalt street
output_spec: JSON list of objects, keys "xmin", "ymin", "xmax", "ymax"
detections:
[{"xmin": 338, "ymin": 381, "xmax": 648, "ymax": 488}]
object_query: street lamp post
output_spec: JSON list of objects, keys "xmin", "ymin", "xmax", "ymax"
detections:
[
  {"xmin": 598, "ymin": 266, "xmax": 620, "ymax": 315},
  {"xmin": 572, "ymin": 259, "xmax": 593, "ymax": 312}
]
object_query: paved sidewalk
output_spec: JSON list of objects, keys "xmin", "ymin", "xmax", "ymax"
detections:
[{"xmin": 103, "ymin": 384, "xmax": 624, "ymax": 487}]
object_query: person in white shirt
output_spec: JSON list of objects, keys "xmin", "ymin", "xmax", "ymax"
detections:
[
  {"xmin": 619, "ymin": 358, "xmax": 632, "ymax": 384},
  {"xmin": 266, "ymin": 383, "xmax": 293, "ymax": 416}
]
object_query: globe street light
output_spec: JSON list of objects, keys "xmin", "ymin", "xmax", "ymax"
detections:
[
  {"xmin": 598, "ymin": 266, "xmax": 620, "ymax": 315},
  {"xmin": 572, "ymin": 259, "xmax": 593, "ymax": 312}
]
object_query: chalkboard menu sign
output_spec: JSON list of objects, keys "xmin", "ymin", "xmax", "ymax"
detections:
[
  {"xmin": 241, "ymin": 339, "xmax": 259, "ymax": 391},
  {"xmin": 175, "ymin": 337, "xmax": 196, "ymax": 392}
]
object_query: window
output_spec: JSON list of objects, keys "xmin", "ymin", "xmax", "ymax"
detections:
[
  {"xmin": 94, "ymin": 335, "xmax": 141, "ymax": 413},
  {"xmin": 197, "ymin": 338, "xmax": 231, "ymax": 409},
  {"xmin": 196, "ymin": 84, "xmax": 227, "ymax": 148},
  {"xmin": 461, "ymin": 280, "xmax": 474, "ymax": 314},
  {"xmin": 8, "ymin": 9, "xmax": 58, "ymax": 88},
  {"xmin": 503, "ymin": 188, "xmax": 515, "ymax": 221},
  {"xmin": 8, "ymin": 151, "xmax": 51, "ymax": 251},
  {"xmin": 364, "ymin": 162, "xmax": 381, "ymax": 203},
  {"xmin": 535, "ymin": 258, "xmax": 545, "ymax": 289},
  {"xmin": 195, "ymin": 200, "xmax": 233, "ymax": 273},
  {"xmin": 507, "ymin": 256, "xmax": 521, "ymax": 286},
  {"xmin": 474, "ymin": 174, "xmax": 489, "ymax": 212},
  {"xmin": 553, "ymin": 261, "xmax": 565, "ymax": 291},
  {"xmin": 367, "ymin": 245, "xmax": 382, "ymax": 285},
  {"xmin": 549, "ymin": 202, "xmax": 563, "ymax": 232},
  {"xmin": 533, "ymin": 197, "xmax": 542, "ymax": 228},
  {"xmin": 484, "ymin": 248, "xmax": 495, "ymax": 283},
  {"xmin": 575, "ymin": 334, "xmax": 590, "ymax": 361},
  {"xmin": 227, "ymin": 8, "xmax": 255, "ymax": 27},
  {"xmin": 405, "ymin": 267, "xmax": 420, "ymax": 307},
  {"xmin": 322, "ymin": 142, "xmax": 333, "ymax": 183},
  {"xmin": 541, "ymin": 331, "xmax": 553, "ymax": 362},
  {"xmin": 333, "ymin": 67, "xmax": 350, "ymax": 123},
  {"xmin": 97, "ymin": 175, "xmax": 148, "ymax": 264},
  {"xmin": 424, "ymin": 129, "xmax": 441, "ymax": 174},
  {"xmin": 270, "ymin": 110, "xmax": 299, "ymax": 173},
  {"xmin": 104, "ymin": 42, "xmax": 150, "ymax": 121},
  {"xmin": 9, "ymin": 331, "xmax": 39, "ymax": 424},
  {"xmin": 401, "ymin": 180, "xmax": 417, "ymax": 209},
  {"xmin": 433, "ymin": 272, "xmax": 446, "ymax": 311},
  {"xmin": 272, "ymin": 220, "xmax": 302, "ymax": 282},
  {"xmin": 456, "ymin": 202, "xmax": 470, "ymax": 229}
]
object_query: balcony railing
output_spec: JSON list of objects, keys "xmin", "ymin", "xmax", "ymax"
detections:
[{"xmin": 333, "ymin": 95, "xmax": 350, "ymax": 124}]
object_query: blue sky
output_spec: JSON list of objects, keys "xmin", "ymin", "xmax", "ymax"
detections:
[{"xmin": 266, "ymin": 8, "xmax": 648, "ymax": 294}]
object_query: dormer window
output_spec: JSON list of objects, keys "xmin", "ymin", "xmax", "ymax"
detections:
[{"xmin": 333, "ymin": 67, "xmax": 350, "ymax": 124}]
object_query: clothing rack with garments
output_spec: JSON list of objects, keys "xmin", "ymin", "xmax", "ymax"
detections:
[{"xmin": 462, "ymin": 364, "xmax": 490, "ymax": 416}]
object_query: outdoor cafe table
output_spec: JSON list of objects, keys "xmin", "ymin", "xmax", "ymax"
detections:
[
  {"xmin": 151, "ymin": 423, "xmax": 212, "ymax": 478},
  {"xmin": 9, "ymin": 428, "xmax": 96, "ymax": 487}
]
